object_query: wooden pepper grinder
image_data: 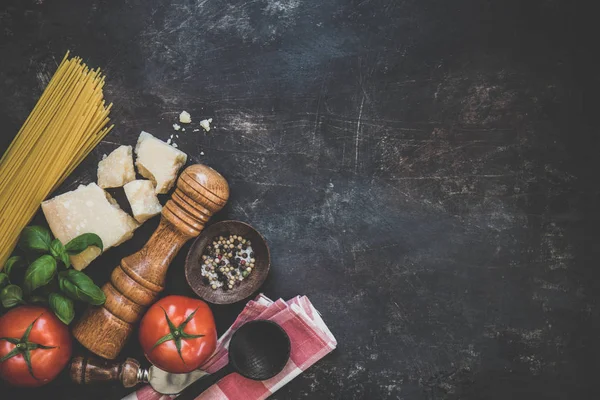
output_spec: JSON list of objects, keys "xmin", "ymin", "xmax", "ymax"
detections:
[
  {"xmin": 70, "ymin": 356, "xmax": 144, "ymax": 388},
  {"xmin": 72, "ymin": 164, "xmax": 229, "ymax": 359},
  {"xmin": 69, "ymin": 355, "xmax": 209, "ymax": 393}
]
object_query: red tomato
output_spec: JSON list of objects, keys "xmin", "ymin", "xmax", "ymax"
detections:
[
  {"xmin": 0, "ymin": 306, "xmax": 72, "ymax": 387},
  {"xmin": 139, "ymin": 295, "xmax": 217, "ymax": 373}
]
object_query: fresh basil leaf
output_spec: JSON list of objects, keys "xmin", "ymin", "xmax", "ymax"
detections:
[
  {"xmin": 4, "ymin": 256, "xmax": 24, "ymax": 277},
  {"xmin": 49, "ymin": 293, "xmax": 74, "ymax": 325},
  {"xmin": 50, "ymin": 239, "xmax": 70, "ymax": 268},
  {"xmin": 65, "ymin": 233, "xmax": 103, "ymax": 255},
  {"xmin": 18, "ymin": 226, "xmax": 52, "ymax": 253},
  {"xmin": 0, "ymin": 273, "xmax": 9, "ymax": 289},
  {"xmin": 58, "ymin": 270, "xmax": 105, "ymax": 305},
  {"xmin": 23, "ymin": 255, "xmax": 57, "ymax": 293},
  {"xmin": 1, "ymin": 285, "xmax": 24, "ymax": 308}
]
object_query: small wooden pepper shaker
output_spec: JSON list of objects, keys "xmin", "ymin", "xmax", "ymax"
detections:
[{"xmin": 70, "ymin": 356, "xmax": 146, "ymax": 388}]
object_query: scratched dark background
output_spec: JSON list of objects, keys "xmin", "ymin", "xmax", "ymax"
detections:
[{"xmin": 1, "ymin": 0, "xmax": 599, "ymax": 399}]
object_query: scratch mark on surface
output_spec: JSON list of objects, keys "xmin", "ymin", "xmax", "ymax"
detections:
[
  {"xmin": 100, "ymin": 140, "xmax": 122, "ymax": 146},
  {"xmin": 240, "ymin": 134, "xmax": 271, "ymax": 150},
  {"xmin": 388, "ymin": 174, "xmax": 514, "ymax": 180},
  {"xmin": 354, "ymin": 96, "xmax": 365, "ymax": 174},
  {"xmin": 230, "ymin": 180, "xmax": 309, "ymax": 189}
]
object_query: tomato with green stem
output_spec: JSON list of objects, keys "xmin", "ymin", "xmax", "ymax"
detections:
[
  {"xmin": 139, "ymin": 295, "xmax": 217, "ymax": 373},
  {"xmin": 0, "ymin": 306, "xmax": 72, "ymax": 387}
]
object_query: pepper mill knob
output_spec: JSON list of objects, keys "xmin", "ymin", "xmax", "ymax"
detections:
[
  {"xmin": 72, "ymin": 164, "xmax": 229, "ymax": 359},
  {"xmin": 163, "ymin": 164, "xmax": 229, "ymax": 237}
]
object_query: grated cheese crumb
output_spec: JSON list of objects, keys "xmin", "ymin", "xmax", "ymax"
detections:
[
  {"xmin": 173, "ymin": 123, "xmax": 181, "ymax": 131},
  {"xmin": 179, "ymin": 111, "xmax": 192, "ymax": 124},
  {"xmin": 200, "ymin": 118, "xmax": 213, "ymax": 132}
]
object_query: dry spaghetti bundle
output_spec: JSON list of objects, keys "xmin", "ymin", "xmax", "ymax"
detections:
[{"xmin": 0, "ymin": 52, "xmax": 113, "ymax": 265}]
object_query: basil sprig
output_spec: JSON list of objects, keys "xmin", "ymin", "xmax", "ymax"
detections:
[
  {"xmin": 49, "ymin": 293, "xmax": 75, "ymax": 325},
  {"xmin": 1, "ymin": 225, "xmax": 105, "ymax": 324},
  {"xmin": 23, "ymin": 255, "xmax": 57, "ymax": 293},
  {"xmin": 65, "ymin": 233, "xmax": 103, "ymax": 254},
  {"xmin": 18, "ymin": 226, "xmax": 52, "ymax": 253},
  {"xmin": 1, "ymin": 285, "xmax": 24, "ymax": 308},
  {"xmin": 50, "ymin": 239, "xmax": 70, "ymax": 268},
  {"xmin": 59, "ymin": 270, "xmax": 106, "ymax": 306}
]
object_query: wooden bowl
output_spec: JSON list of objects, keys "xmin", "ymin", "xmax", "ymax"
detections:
[{"xmin": 185, "ymin": 220, "xmax": 270, "ymax": 304}]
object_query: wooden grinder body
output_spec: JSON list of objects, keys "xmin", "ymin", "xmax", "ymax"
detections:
[{"xmin": 72, "ymin": 165, "xmax": 229, "ymax": 359}]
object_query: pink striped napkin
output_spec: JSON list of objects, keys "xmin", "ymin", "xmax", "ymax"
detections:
[{"xmin": 123, "ymin": 295, "xmax": 337, "ymax": 400}]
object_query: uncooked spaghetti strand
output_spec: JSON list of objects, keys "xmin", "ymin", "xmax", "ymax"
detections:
[
  {"xmin": 0, "ymin": 60, "xmax": 83, "ymax": 191},
  {"xmin": 0, "ymin": 52, "xmax": 113, "ymax": 266}
]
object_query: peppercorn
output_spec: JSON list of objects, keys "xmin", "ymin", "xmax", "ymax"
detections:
[{"xmin": 202, "ymin": 233, "xmax": 255, "ymax": 290}]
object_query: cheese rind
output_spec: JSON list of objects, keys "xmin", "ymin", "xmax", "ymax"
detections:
[
  {"xmin": 41, "ymin": 183, "xmax": 139, "ymax": 270},
  {"xmin": 134, "ymin": 131, "xmax": 187, "ymax": 194},
  {"xmin": 97, "ymin": 145, "xmax": 136, "ymax": 188},
  {"xmin": 124, "ymin": 180, "xmax": 163, "ymax": 223}
]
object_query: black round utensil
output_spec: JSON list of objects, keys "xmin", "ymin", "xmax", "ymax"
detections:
[{"xmin": 177, "ymin": 320, "xmax": 291, "ymax": 400}]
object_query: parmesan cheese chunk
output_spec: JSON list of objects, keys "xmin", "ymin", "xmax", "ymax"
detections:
[
  {"xmin": 179, "ymin": 111, "xmax": 192, "ymax": 124},
  {"xmin": 200, "ymin": 118, "xmax": 212, "ymax": 132},
  {"xmin": 97, "ymin": 145, "xmax": 135, "ymax": 188},
  {"xmin": 41, "ymin": 183, "xmax": 139, "ymax": 270},
  {"xmin": 135, "ymin": 131, "xmax": 187, "ymax": 194},
  {"xmin": 124, "ymin": 180, "xmax": 163, "ymax": 223}
]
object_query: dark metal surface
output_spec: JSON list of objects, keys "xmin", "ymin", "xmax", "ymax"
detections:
[{"xmin": 1, "ymin": 0, "xmax": 599, "ymax": 399}]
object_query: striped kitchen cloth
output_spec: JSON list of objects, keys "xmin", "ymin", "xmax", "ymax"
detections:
[{"xmin": 123, "ymin": 294, "xmax": 337, "ymax": 400}]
